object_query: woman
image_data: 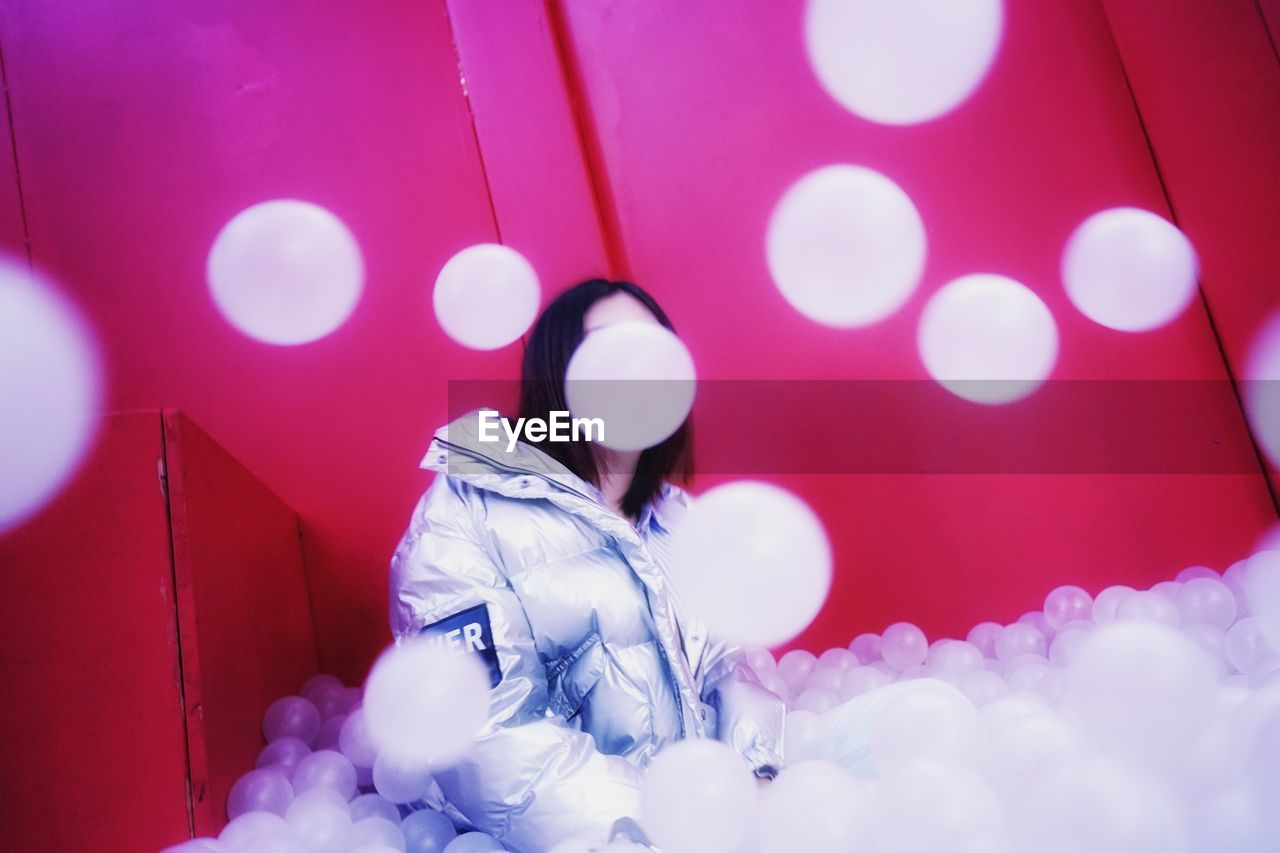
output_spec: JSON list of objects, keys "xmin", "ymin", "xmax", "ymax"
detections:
[{"xmin": 389, "ymin": 279, "xmax": 950, "ymax": 851}]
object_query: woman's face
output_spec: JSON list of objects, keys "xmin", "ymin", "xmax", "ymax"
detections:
[{"xmin": 583, "ymin": 291, "xmax": 662, "ymax": 335}]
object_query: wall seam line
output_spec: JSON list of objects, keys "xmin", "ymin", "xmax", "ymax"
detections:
[
  {"xmin": 1098, "ymin": 0, "xmax": 1280, "ymax": 518},
  {"xmin": 0, "ymin": 32, "xmax": 33, "ymax": 265}
]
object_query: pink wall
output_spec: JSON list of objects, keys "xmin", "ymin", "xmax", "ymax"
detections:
[
  {"xmin": 0, "ymin": 0, "xmax": 1277, "ymax": 685},
  {"xmin": 549, "ymin": 0, "xmax": 1279, "ymax": 649}
]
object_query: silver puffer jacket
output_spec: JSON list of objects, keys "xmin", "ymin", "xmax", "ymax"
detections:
[{"xmin": 389, "ymin": 410, "xmax": 787, "ymax": 852}]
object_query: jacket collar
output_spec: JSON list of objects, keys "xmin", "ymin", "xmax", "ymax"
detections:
[{"xmin": 420, "ymin": 408, "xmax": 686, "ymax": 534}]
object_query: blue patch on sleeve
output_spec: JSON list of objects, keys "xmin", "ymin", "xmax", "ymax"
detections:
[{"xmin": 419, "ymin": 603, "xmax": 502, "ymax": 688}]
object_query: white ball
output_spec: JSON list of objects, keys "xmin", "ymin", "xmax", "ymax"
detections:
[
  {"xmin": 1063, "ymin": 623, "xmax": 1217, "ymax": 768},
  {"xmin": 339, "ymin": 708, "xmax": 380, "ymax": 769},
  {"xmin": 1245, "ymin": 311, "xmax": 1280, "ymax": 468},
  {"xmin": 371, "ymin": 753, "xmax": 434, "ymax": 805},
  {"xmin": 639, "ymin": 739, "xmax": 756, "ymax": 853},
  {"xmin": 432, "ymin": 243, "xmax": 540, "ymax": 350},
  {"xmin": 1012, "ymin": 755, "xmax": 1191, "ymax": 853},
  {"xmin": 207, "ymin": 199, "xmax": 363, "ymax": 345},
  {"xmin": 766, "ymin": 164, "xmax": 926, "ymax": 327},
  {"xmin": 918, "ymin": 274, "xmax": 1059, "ymax": 405},
  {"xmin": 669, "ymin": 481, "xmax": 832, "ymax": 646},
  {"xmin": 0, "ymin": 260, "xmax": 102, "ymax": 533},
  {"xmin": 805, "ymin": 0, "xmax": 1004, "ymax": 125},
  {"xmin": 1242, "ymin": 550, "xmax": 1280, "ymax": 655},
  {"xmin": 563, "ymin": 322, "xmax": 696, "ymax": 451},
  {"xmin": 783, "ymin": 709, "xmax": 833, "ymax": 763},
  {"xmin": 363, "ymin": 638, "xmax": 491, "ymax": 767},
  {"xmin": 871, "ymin": 680, "xmax": 979, "ymax": 774},
  {"xmin": 875, "ymin": 760, "xmax": 1005, "ymax": 853},
  {"xmin": 758, "ymin": 760, "xmax": 875, "ymax": 852},
  {"xmin": 1062, "ymin": 207, "xmax": 1198, "ymax": 332}
]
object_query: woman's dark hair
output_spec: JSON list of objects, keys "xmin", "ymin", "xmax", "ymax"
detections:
[{"xmin": 517, "ymin": 278, "xmax": 693, "ymax": 518}]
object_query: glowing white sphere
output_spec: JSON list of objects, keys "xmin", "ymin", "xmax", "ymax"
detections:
[
  {"xmin": 918, "ymin": 274, "xmax": 1059, "ymax": 405},
  {"xmin": 639, "ymin": 739, "xmax": 756, "ymax": 853},
  {"xmin": 875, "ymin": 761, "xmax": 1005, "ymax": 853},
  {"xmin": 1225, "ymin": 617, "xmax": 1275, "ymax": 675},
  {"xmin": 805, "ymin": 0, "xmax": 1004, "ymax": 125},
  {"xmin": 371, "ymin": 753, "xmax": 434, "ymax": 805},
  {"xmin": 285, "ymin": 789, "xmax": 354, "ymax": 853},
  {"xmin": 1176, "ymin": 576, "xmax": 1238, "ymax": 630},
  {"xmin": 871, "ymin": 680, "xmax": 979, "ymax": 774},
  {"xmin": 794, "ymin": 686, "xmax": 841, "ymax": 713},
  {"xmin": 1092, "ymin": 585, "xmax": 1135, "ymax": 624},
  {"xmin": 348, "ymin": 793, "xmax": 400, "ymax": 825},
  {"xmin": 1245, "ymin": 310, "xmax": 1280, "ymax": 468},
  {"xmin": 291, "ymin": 749, "xmax": 357, "ymax": 801},
  {"xmin": 1061, "ymin": 207, "xmax": 1198, "ymax": 332},
  {"xmin": 432, "ymin": 243, "xmax": 540, "ymax": 350},
  {"xmin": 563, "ymin": 321, "xmax": 696, "ymax": 452},
  {"xmin": 1064, "ymin": 623, "xmax": 1217, "ymax": 768},
  {"xmin": 928, "ymin": 640, "xmax": 984, "ymax": 678},
  {"xmin": 219, "ymin": 811, "xmax": 293, "ymax": 849},
  {"xmin": 207, "ymin": 199, "xmax": 364, "ymax": 345},
  {"xmin": 1243, "ymin": 550, "xmax": 1280, "ymax": 655},
  {"xmin": 350, "ymin": 816, "xmax": 405, "ymax": 851},
  {"xmin": 362, "ymin": 637, "xmax": 490, "ymax": 767},
  {"xmin": 0, "ymin": 260, "xmax": 102, "ymax": 533},
  {"xmin": 256, "ymin": 736, "xmax": 311, "ymax": 776},
  {"xmin": 669, "ymin": 481, "xmax": 831, "ymax": 646},
  {"xmin": 401, "ymin": 808, "xmax": 458, "ymax": 852},
  {"xmin": 1043, "ymin": 586, "xmax": 1093, "ymax": 630},
  {"xmin": 782, "ymin": 708, "xmax": 832, "ymax": 763},
  {"xmin": 339, "ymin": 708, "xmax": 380, "ymax": 769},
  {"xmin": 965, "ymin": 622, "xmax": 1002, "ymax": 658},
  {"xmin": 1013, "ymin": 755, "xmax": 1191, "ymax": 853},
  {"xmin": 758, "ymin": 760, "xmax": 875, "ymax": 852},
  {"xmin": 1114, "ymin": 590, "xmax": 1180, "ymax": 627},
  {"xmin": 227, "ymin": 767, "xmax": 294, "ymax": 819},
  {"xmin": 766, "ymin": 164, "xmax": 926, "ymax": 328},
  {"xmin": 995, "ymin": 623, "xmax": 1045, "ymax": 663},
  {"xmin": 882, "ymin": 623, "xmax": 929, "ymax": 671},
  {"xmin": 263, "ymin": 696, "xmax": 321, "ymax": 745}
]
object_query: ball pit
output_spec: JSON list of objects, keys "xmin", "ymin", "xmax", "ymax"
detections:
[{"xmin": 164, "ymin": 551, "xmax": 1280, "ymax": 852}]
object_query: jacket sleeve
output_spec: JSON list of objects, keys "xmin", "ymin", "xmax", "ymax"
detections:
[
  {"xmin": 697, "ymin": 634, "xmax": 789, "ymax": 777},
  {"xmin": 389, "ymin": 476, "xmax": 643, "ymax": 852}
]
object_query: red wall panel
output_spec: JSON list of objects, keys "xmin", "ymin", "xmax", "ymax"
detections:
[
  {"xmin": 0, "ymin": 0, "xmax": 517, "ymax": 681},
  {"xmin": 162, "ymin": 410, "xmax": 318, "ymax": 838},
  {"xmin": 0, "ymin": 413, "xmax": 191, "ymax": 852},
  {"xmin": 547, "ymin": 0, "xmax": 1279, "ymax": 647},
  {"xmin": 1102, "ymin": 0, "xmax": 1280, "ymax": 495}
]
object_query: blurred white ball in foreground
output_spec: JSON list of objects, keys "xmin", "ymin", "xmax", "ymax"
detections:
[
  {"xmin": 759, "ymin": 760, "xmax": 875, "ymax": 852},
  {"xmin": 0, "ymin": 260, "xmax": 102, "ymax": 533},
  {"xmin": 1063, "ymin": 622, "xmax": 1217, "ymax": 767},
  {"xmin": 564, "ymin": 322, "xmax": 696, "ymax": 452},
  {"xmin": 805, "ymin": 0, "xmax": 1004, "ymax": 125},
  {"xmin": 1061, "ymin": 207, "xmax": 1198, "ymax": 332},
  {"xmin": 363, "ymin": 638, "xmax": 490, "ymax": 767},
  {"xmin": 1242, "ymin": 550, "xmax": 1280, "ymax": 654},
  {"xmin": 669, "ymin": 481, "xmax": 831, "ymax": 646},
  {"xmin": 766, "ymin": 164, "xmax": 926, "ymax": 328},
  {"xmin": 433, "ymin": 243, "xmax": 540, "ymax": 350},
  {"xmin": 871, "ymin": 680, "xmax": 979, "ymax": 774},
  {"xmin": 875, "ymin": 760, "xmax": 1005, "ymax": 853},
  {"xmin": 640, "ymin": 739, "xmax": 755, "ymax": 853},
  {"xmin": 207, "ymin": 199, "xmax": 363, "ymax": 345},
  {"xmin": 1244, "ymin": 310, "xmax": 1280, "ymax": 468},
  {"xmin": 918, "ymin": 274, "xmax": 1059, "ymax": 405}
]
